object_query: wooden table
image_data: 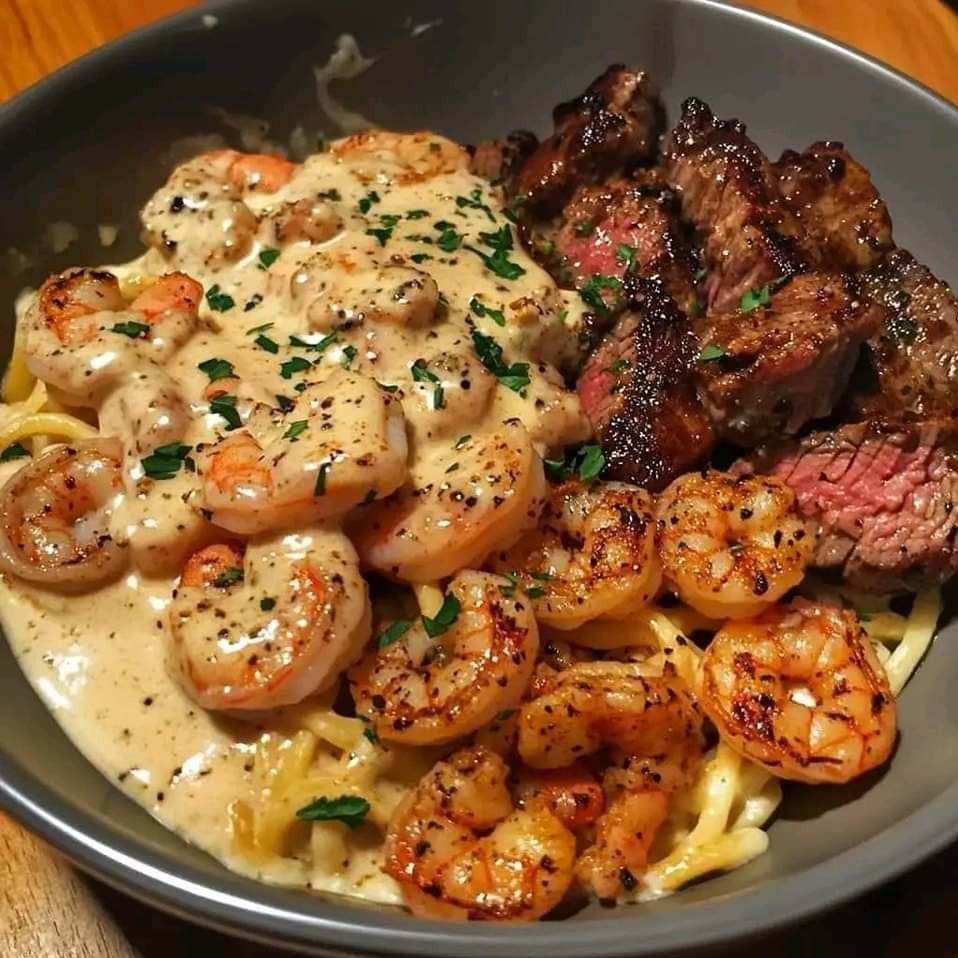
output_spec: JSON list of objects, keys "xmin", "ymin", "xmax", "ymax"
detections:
[{"xmin": 1, "ymin": 2, "xmax": 958, "ymax": 956}]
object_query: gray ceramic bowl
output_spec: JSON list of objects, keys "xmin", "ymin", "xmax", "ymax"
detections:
[{"xmin": 1, "ymin": 1, "xmax": 957, "ymax": 954}]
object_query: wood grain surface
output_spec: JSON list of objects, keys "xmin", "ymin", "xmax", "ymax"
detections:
[{"xmin": 1, "ymin": 1, "xmax": 957, "ymax": 956}]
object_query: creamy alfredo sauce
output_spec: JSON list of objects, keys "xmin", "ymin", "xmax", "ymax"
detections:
[{"xmin": 0, "ymin": 131, "xmax": 591, "ymax": 902}]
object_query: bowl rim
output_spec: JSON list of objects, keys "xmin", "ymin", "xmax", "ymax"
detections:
[{"xmin": 2, "ymin": 0, "xmax": 958, "ymax": 954}]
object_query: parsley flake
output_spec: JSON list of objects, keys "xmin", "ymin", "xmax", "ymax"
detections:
[
  {"xmin": 358, "ymin": 191, "xmax": 380, "ymax": 214},
  {"xmin": 212, "ymin": 567, "xmax": 244, "ymax": 588},
  {"xmin": 471, "ymin": 329, "xmax": 530, "ymax": 395},
  {"xmin": 436, "ymin": 227, "xmax": 462, "ymax": 253},
  {"xmin": 576, "ymin": 444, "xmax": 605, "ymax": 483},
  {"xmin": 314, "ymin": 462, "xmax": 330, "ymax": 496},
  {"xmin": 295, "ymin": 794, "xmax": 370, "ymax": 829},
  {"xmin": 377, "ymin": 619, "xmax": 412, "ymax": 650},
  {"xmin": 206, "ymin": 284, "xmax": 235, "ymax": 312},
  {"xmin": 140, "ymin": 442, "xmax": 193, "ymax": 480},
  {"xmin": 209, "ymin": 394, "xmax": 242, "ymax": 430},
  {"xmin": 455, "ymin": 187, "xmax": 496, "ymax": 222},
  {"xmin": 469, "ymin": 296, "xmax": 506, "ymax": 327},
  {"xmin": 244, "ymin": 293, "xmax": 264, "ymax": 312},
  {"xmin": 281, "ymin": 356, "xmax": 312, "ymax": 379},
  {"xmin": 260, "ymin": 597, "xmax": 276, "ymax": 611},
  {"xmin": 254, "ymin": 333, "xmax": 279, "ymax": 354},
  {"xmin": 284, "ymin": 420, "xmax": 308, "ymax": 441},
  {"xmin": 411, "ymin": 359, "xmax": 445, "ymax": 409},
  {"xmin": 257, "ymin": 247, "xmax": 281, "ymax": 270},
  {"xmin": 579, "ymin": 274, "xmax": 622, "ymax": 314},
  {"xmin": 605, "ymin": 358, "xmax": 630, "ymax": 374},
  {"xmin": 406, "ymin": 209, "xmax": 429, "ymax": 220},
  {"xmin": 198, "ymin": 357, "xmax": 235, "ymax": 382},
  {"xmin": 616, "ymin": 244, "xmax": 637, "ymax": 270},
  {"xmin": 421, "ymin": 593, "xmax": 461, "ymax": 638},
  {"xmin": 697, "ymin": 344, "xmax": 727, "ymax": 362},
  {"xmin": 340, "ymin": 345, "xmax": 358, "ymax": 368},
  {"xmin": 454, "ymin": 435, "xmax": 471, "ymax": 449},
  {"xmin": 0, "ymin": 442, "xmax": 30, "ymax": 462},
  {"xmin": 111, "ymin": 320, "xmax": 149, "ymax": 339}
]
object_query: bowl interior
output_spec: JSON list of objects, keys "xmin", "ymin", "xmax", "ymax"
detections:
[{"xmin": 1, "ymin": 1, "xmax": 958, "ymax": 955}]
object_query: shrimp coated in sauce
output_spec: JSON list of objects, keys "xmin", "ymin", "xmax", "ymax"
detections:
[
  {"xmin": 488, "ymin": 480, "xmax": 661, "ymax": 630},
  {"xmin": 0, "ymin": 439, "xmax": 126, "ymax": 587},
  {"xmin": 697, "ymin": 600, "xmax": 896, "ymax": 784},
  {"xmin": 169, "ymin": 526, "xmax": 370, "ymax": 711},
  {"xmin": 196, "ymin": 368, "xmax": 408, "ymax": 535},
  {"xmin": 353, "ymin": 421, "xmax": 546, "ymax": 582},
  {"xmin": 656, "ymin": 470, "xmax": 815, "ymax": 619},
  {"xmin": 349, "ymin": 570, "xmax": 539, "ymax": 745},
  {"xmin": 384, "ymin": 746, "xmax": 575, "ymax": 921},
  {"xmin": 331, "ymin": 130, "xmax": 469, "ymax": 185}
]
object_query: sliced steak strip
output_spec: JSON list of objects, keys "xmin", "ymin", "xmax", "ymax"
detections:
[
  {"xmin": 695, "ymin": 272, "xmax": 881, "ymax": 446},
  {"xmin": 577, "ymin": 277, "xmax": 713, "ymax": 491},
  {"xmin": 513, "ymin": 65, "xmax": 663, "ymax": 217},
  {"xmin": 548, "ymin": 172, "xmax": 697, "ymax": 315},
  {"xmin": 738, "ymin": 419, "xmax": 958, "ymax": 591},
  {"xmin": 853, "ymin": 249, "xmax": 958, "ymax": 419},
  {"xmin": 470, "ymin": 130, "xmax": 540, "ymax": 184},
  {"xmin": 664, "ymin": 97, "xmax": 808, "ymax": 313},
  {"xmin": 774, "ymin": 141, "xmax": 893, "ymax": 271}
]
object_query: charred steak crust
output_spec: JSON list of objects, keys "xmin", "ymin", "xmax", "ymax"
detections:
[
  {"xmin": 549, "ymin": 172, "xmax": 697, "ymax": 315},
  {"xmin": 854, "ymin": 249, "xmax": 958, "ymax": 420},
  {"xmin": 578, "ymin": 276, "xmax": 713, "ymax": 491},
  {"xmin": 664, "ymin": 97, "xmax": 808, "ymax": 313},
  {"xmin": 513, "ymin": 65, "xmax": 664, "ymax": 217},
  {"xmin": 469, "ymin": 130, "xmax": 540, "ymax": 184},
  {"xmin": 739, "ymin": 419, "xmax": 958, "ymax": 591},
  {"xmin": 774, "ymin": 141, "xmax": 893, "ymax": 272},
  {"xmin": 696, "ymin": 272, "xmax": 883, "ymax": 445}
]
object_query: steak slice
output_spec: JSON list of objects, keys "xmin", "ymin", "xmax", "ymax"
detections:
[
  {"xmin": 548, "ymin": 172, "xmax": 697, "ymax": 315},
  {"xmin": 853, "ymin": 249, "xmax": 958, "ymax": 419},
  {"xmin": 664, "ymin": 97, "xmax": 808, "ymax": 313},
  {"xmin": 470, "ymin": 130, "xmax": 540, "ymax": 184},
  {"xmin": 695, "ymin": 272, "xmax": 882, "ymax": 446},
  {"xmin": 513, "ymin": 65, "xmax": 663, "ymax": 217},
  {"xmin": 577, "ymin": 276, "xmax": 713, "ymax": 491},
  {"xmin": 774, "ymin": 141, "xmax": 893, "ymax": 271},
  {"xmin": 738, "ymin": 419, "xmax": 958, "ymax": 591}
]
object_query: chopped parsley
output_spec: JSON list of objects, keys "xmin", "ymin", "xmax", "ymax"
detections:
[
  {"xmin": 579, "ymin": 274, "xmax": 622, "ymax": 314},
  {"xmin": 469, "ymin": 295, "xmax": 506, "ymax": 327},
  {"xmin": 465, "ymin": 224, "xmax": 525, "ymax": 280},
  {"xmin": 526, "ymin": 585, "xmax": 547, "ymax": 599},
  {"xmin": 605, "ymin": 358, "xmax": 630, "ymax": 374},
  {"xmin": 411, "ymin": 359, "xmax": 445, "ymax": 410},
  {"xmin": 206, "ymin": 284, "xmax": 235, "ymax": 312},
  {"xmin": 260, "ymin": 597, "xmax": 276, "ymax": 612},
  {"xmin": 140, "ymin": 442, "xmax": 193, "ymax": 480},
  {"xmin": 257, "ymin": 247, "xmax": 281, "ymax": 270},
  {"xmin": 244, "ymin": 293, "xmax": 264, "ymax": 312},
  {"xmin": 358, "ymin": 191, "xmax": 380, "ymax": 214},
  {"xmin": 0, "ymin": 442, "xmax": 29, "ymax": 462},
  {"xmin": 545, "ymin": 443, "xmax": 605, "ymax": 483},
  {"xmin": 366, "ymin": 214, "xmax": 399, "ymax": 246},
  {"xmin": 421, "ymin": 593, "xmax": 462, "ymax": 638},
  {"xmin": 616, "ymin": 244, "xmax": 637, "ymax": 270},
  {"xmin": 573, "ymin": 220, "xmax": 596, "ymax": 237},
  {"xmin": 198, "ymin": 357, "xmax": 235, "ymax": 382},
  {"xmin": 436, "ymin": 227, "xmax": 463, "ymax": 253},
  {"xmin": 212, "ymin": 567, "xmax": 244, "ymax": 588},
  {"xmin": 740, "ymin": 285, "xmax": 771, "ymax": 312},
  {"xmin": 406, "ymin": 209, "xmax": 430, "ymax": 219},
  {"xmin": 275, "ymin": 394, "xmax": 295, "ymax": 412},
  {"xmin": 410, "ymin": 252, "xmax": 432, "ymax": 264},
  {"xmin": 454, "ymin": 434, "xmax": 471, "ymax": 449},
  {"xmin": 254, "ymin": 333, "xmax": 279, "ymax": 354},
  {"xmin": 283, "ymin": 420, "xmax": 308, "ymax": 441},
  {"xmin": 314, "ymin": 462, "xmax": 330, "ymax": 496},
  {"xmin": 471, "ymin": 329, "xmax": 531, "ymax": 395},
  {"xmin": 295, "ymin": 794, "xmax": 370, "ymax": 829},
  {"xmin": 290, "ymin": 331, "xmax": 338, "ymax": 353},
  {"xmin": 697, "ymin": 344, "xmax": 727, "ymax": 362},
  {"xmin": 377, "ymin": 619, "xmax": 412, "ymax": 650},
  {"xmin": 280, "ymin": 356, "xmax": 312, "ymax": 379},
  {"xmin": 111, "ymin": 320, "xmax": 149, "ymax": 339},
  {"xmin": 209, "ymin": 394, "xmax": 242, "ymax": 431},
  {"xmin": 247, "ymin": 322, "xmax": 274, "ymax": 336},
  {"xmin": 362, "ymin": 726, "xmax": 380, "ymax": 746},
  {"xmin": 455, "ymin": 187, "xmax": 496, "ymax": 222},
  {"xmin": 340, "ymin": 345, "xmax": 358, "ymax": 368}
]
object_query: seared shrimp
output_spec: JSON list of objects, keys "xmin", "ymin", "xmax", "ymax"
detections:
[
  {"xmin": 515, "ymin": 762, "xmax": 605, "ymax": 832},
  {"xmin": 0, "ymin": 439, "xmax": 126, "ymax": 587},
  {"xmin": 331, "ymin": 130, "xmax": 469, "ymax": 185},
  {"xmin": 169, "ymin": 525, "xmax": 370, "ymax": 711},
  {"xmin": 27, "ymin": 269, "xmax": 201, "ymax": 404},
  {"xmin": 350, "ymin": 571, "xmax": 539, "ymax": 745},
  {"xmin": 518, "ymin": 662, "xmax": 703, "ymax": 771},
  {"xmin": 196, "ymin": 368, "xmax": 408, "ymax": 535},
  {"xmin": 697, "ymin": 600, "xmax": 896, "ymax": 784},
  {"xmin": 384, "ymin": 746, "xmax": 575, "ymax": 921},
  {"xmin": 354, "ymin": 422, "xmax": 546, "ymax": 582},
  {"xmin": 656, "ymin": 470, "xmax": 815, "ymax": 619},
  {"xmin": 141, "ymin": 150, "xmax": 295, "ymax": 266},
  {"xmin": 488, "ymin": 480, "xmax": 660, "ymax": 630}
]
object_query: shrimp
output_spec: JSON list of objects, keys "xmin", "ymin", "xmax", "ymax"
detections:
[
  {"xmin": 488, "ymin": 480, "xmax": 661, "ymax": 630},
  {"xmin": 0, "ymin": 439, "xmax": 127, "ymax": 587},
  {"xmin": 514, "ymin": 762, "xmax": 605, "ymax": 831},
  {"xmin": 196, "ymin": 368, "xmax": 408, "ymax": 535},
  {"xmin": 697, "ymin": 600, "xmax": 897, "ymax": 784},
  {"xmin": 656, "ymin": 470, "xmax": 815, "ymax": 619},
  {"xmin": 27, "ymin": 269, "xmax": 201, "ymax": 404},
  {"xmin": 270, "ymin": 197, "xmax": 342, "ymax": 244},
  {"xmin": 331, "ymin": 130, "xmax": 469, "ymax": 185},
  {"xmin": 384, "ymin": 746, "xmax": 575, "ymax": 921},
  {"xmin": 141, "ymin": 150, "xmax": 295, "ymax": 266},
  {"xmin": 349, "ymin": 570, "xmax": 539, "ymax": 745},
  {"xmin": 169, "ymin": 525, "xmax": 370, "ymax": 711},
  {"xmin": 353, "ymin": 421, "xmax": 546, "ymax": 582}
]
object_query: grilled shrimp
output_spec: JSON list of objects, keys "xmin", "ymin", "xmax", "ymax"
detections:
[
  {"xmin": 141, "ymin": 150, "xmax": 295, "ymax": 265},
  {"xmin": 0, "ymin": 439, "xmax": 127, "ymax": 587},
  {"xmin": 354, "ymin": 422, "xmax": 546, "ymax": 582},
  {"xmin": 331, "ymin": 130, "xmax": 469, "ymax": 184},
  {"xmin": 169, "ymin": 525, "xmax": 370, "ymax": 711},
  {"xmin": 488, "ymin": 480, "xmax": 661, "ymax": 630},
  {"xmin": 349, "ymin": 571, "xmax": 539, "ymax": 745},
  {"xmin": 384, "ymin": 746, "xmax": 575, "ymax": 921},
  {"xmin": 518, "ymin": 662, "xmax": 703, "ymax": 771},
  {"xmin": 27, "ymin": 269, "xmax": 201, "ymax": 404},
  {"xmin": 697, "ymin": 600, "xmax": 896, "ymax": 784},
  {"xmin": 196, "ymin": 368, "xmax": 408, "ymax": 535},
  {"xmin": 514, "ymin": 762, "xmax": 605, "ymax": 832},
  {"xmin": 656, "ymin": 470, "xmax": 815, "ymax": 619}
]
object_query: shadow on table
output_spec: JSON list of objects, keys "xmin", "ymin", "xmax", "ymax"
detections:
[{"xmin": 84, "ymin": 838, "xmax": 958, "ymax": 958}]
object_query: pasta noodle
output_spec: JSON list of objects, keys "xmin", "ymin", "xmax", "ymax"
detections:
[{"xmin": 884, "ymin": 589, "xmax": 941, "ymax": 695}]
